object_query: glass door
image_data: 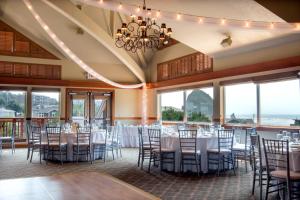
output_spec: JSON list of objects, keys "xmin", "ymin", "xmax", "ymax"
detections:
[
  {"xmin": 67, "ymin": 90, "xmax": 112, "ymax": 128},
  {"xmin": 69, "ymin": 93, "xmax": 88, "ymax": 126},
  {"xmin": 90, "ymin": 92, "xmax": 112, "ymax": 128}
]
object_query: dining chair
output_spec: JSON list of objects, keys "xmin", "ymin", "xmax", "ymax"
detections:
[
  {"xmin": 92, "ymin": 128, "xmax": 107, "ymax": 162},
  {"xmin": 233, "ymin": 127, "xmax": 256, "ymax": 172},
  {"xmin": 137, "ymin": 126, "xmax": 151, "ymax": 169},
  {"xmin": 111, "ymin": 126, "xmax": 122, "ymax": 158},
  {"xmin": 148, "ymin": 128, "xmax": 175, "ymax": 173},
  {"xmin": 207, "ymin": 129, "xmax": 235, "ymax": 176},
  {"xmin": 250, "ymin": 134, "xmax": 267, "ymax": 200},
  {"xmin": 73, "ymin": 126, "xmax": 92, "ymax": 164},
  {"xmin": 29, "ymin": 125, "xmax": 45, "ymax": 164},
  {"xmin": 45, "ymin": 126, "xmax": 67, "ymax": 165},
  {"xmin": 178, "ymin": 129, "xmax": 201, "ymax": 176},
  {"xmin": 0, "ymin": 122, "xmax": 15, "ymax": 154},
  {"xmin": 262, "ymin": 139, "xmax": 300, "ymax": 200}
]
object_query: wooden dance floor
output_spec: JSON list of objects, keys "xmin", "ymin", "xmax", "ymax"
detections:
[{"xmin": 0, "ymin": 172, "xmax": 159, "ymax": 200}]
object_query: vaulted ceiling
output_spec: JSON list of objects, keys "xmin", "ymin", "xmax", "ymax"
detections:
[{"xmin": 0, "ymin": 0, "xmax": 299, "ymax": 83}]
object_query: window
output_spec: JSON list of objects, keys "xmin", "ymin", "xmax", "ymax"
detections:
[
  {"xmin": 260, "ymin": 79, "xmax": 300, "ymax": 126},
  {"xmin": 31, "ymin": 91, "xmax": 60, "ymax": 118},
  {"xmin": 186, "ymin": 87, "xmax": 213, "ymax": 122},
  {"xmin": 225, "ymin": 83, "xmax": 257, "ymax": 124},
  {"xmin": 161, "ymin": 91, "xmax": 184, "ymax": 121},
  {"xmin": 0, "ymin": 90, "xmax": 26, "ymax": 118},
  {"xmin": 72, "ymin": 99, "xmax": 85, "ymax": 124}
]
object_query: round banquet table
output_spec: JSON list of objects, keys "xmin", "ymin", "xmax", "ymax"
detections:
[
  {"xmin": 41, "ymin": 130, "xmax": 106, "ymax": 162},
  {"xmin": 160, "ymin": 134, "xmax": 219, "ymax": 173}
]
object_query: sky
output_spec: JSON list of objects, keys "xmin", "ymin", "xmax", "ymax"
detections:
[
  {"xmin": 161, "ymin": 87, "xmax": 213, "ymax": 109},
  {"xmin": 161, "ymin": 79, "xmax": 300, "ymax": 116}
]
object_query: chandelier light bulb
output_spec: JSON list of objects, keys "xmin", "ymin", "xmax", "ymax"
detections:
[
  {"xmin": 118, "ymin": 3, "xmax": 122, "ymax": 9},
  {"xmin": 99, "ymin": 0, "xmax": 103, "ymax": 3},
  {"xmin": 167, "ymin": 28, "xmax": 172, "ymax": 35},
  {"xmin": 136, "ymin": 6, "xmax": 141, "ymax": 13},
  {"xmin": 156, "ymin": 11, "xmax": 160, "ymax": 18}
]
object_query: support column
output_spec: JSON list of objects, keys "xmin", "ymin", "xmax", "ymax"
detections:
[
  {"xmin": 213, "ymin": 82, "xmax": 223, "ymax": 125},
  {"xmin": 26, "ymin": 87, "xmax": 32, "ymax": 121},
  {"xmin": 60, "ymin": 88, "xmax": 66, "ymax": 123},
  {"xmin": 256, "ymin": 84, "xmax": 261, "ymax": 126},
  {"xmin": 183, "ymin": 90, "xmax": 187, "ymax": 122}
]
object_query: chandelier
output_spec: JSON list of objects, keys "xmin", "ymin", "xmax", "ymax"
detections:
[{"xmin": 115, "ymin": 0, "xmax": 172, "ymax": 53}]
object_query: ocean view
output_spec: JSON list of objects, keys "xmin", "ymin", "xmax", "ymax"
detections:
[{"xmin": 226, "ymin": 114, "xmax": 300, "ymax": 126}]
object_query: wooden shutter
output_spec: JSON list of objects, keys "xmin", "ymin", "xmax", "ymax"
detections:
[
  {"xmin": 0, "ymin": 31, "xmax": 13, "ymax": 53},
  {"xmin": 0, "ymin": 62, "xmax": 13, "ymax": 76},
  {"xmin": 14, "ymin": 33, "xmax": 30, "ymax": 55},
  {"xmin": 13, "ymin": 63, "xmax": 29, "ymax": 77}
]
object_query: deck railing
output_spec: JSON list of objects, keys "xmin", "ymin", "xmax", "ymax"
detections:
[
  {"xmin": 0, "ymin": 118, "xmax": 25, "ymax": 140},
  {"xmin": 0, "ymin": 118, "xmax": 62, "ymax": 142}
]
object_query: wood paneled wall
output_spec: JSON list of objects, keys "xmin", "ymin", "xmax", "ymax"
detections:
[
  {"xmin": 0, "ymin": 20, "xmax": 58, "ymax": 59},
  {"xmin": 157, "ymin": 52, "xmax": 213, "ymax": 81}
]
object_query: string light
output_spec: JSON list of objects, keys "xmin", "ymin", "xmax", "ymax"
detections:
[
  {"xmin": 98, "ymin": 0, "xmax": 103, "ymax": 4},
  {"xmin": 221, "ymin": 18, "xmax": 226, "ymax": 25},
  {"xmin": 23, "ymin": 0, "xmax": 144, "ymax": 89},
  {"xmin": 296, "ymin": 23, "xmax": 300, "ymax": 30},
  {"xmin": 245, "ymin": 21, "xmax": 250, "ymax": 28},
  {"xmin": 198, "ymin": 17, "xmax": 203, "ymax": 24},
  {"xmin": 270, "ymin": 22, "xmax": 274, "ymax": 29},
  {"xmin": 75, "ymin": 0, "xmax": 299, "ymax": 31}
]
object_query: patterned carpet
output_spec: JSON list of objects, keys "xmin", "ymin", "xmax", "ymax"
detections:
[{"xmin": 0, "ymin": 148, "xmax": 262, "ymax": 200}]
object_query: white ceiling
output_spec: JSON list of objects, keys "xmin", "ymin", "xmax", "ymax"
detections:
[{"xmin": 122, "ymin": 0, "xmax": 294, "ymax": 56}]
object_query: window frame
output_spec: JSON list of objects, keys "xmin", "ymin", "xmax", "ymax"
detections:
[
  {"xmin": 159, "ymin": 86, "xmax": 214, "ymax": 124},
  {"xmin": 223, "ymin": 78, "xmax": 300, "ymax": 128},
  {"xmin": 31, "ymin": 89, "xmax": 61, "ymax": 119}
]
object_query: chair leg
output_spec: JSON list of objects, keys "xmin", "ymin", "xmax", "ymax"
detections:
[
  {"xmin": 119, "ymin": 146, "xmax": 122, "ymax": 158},
  {"xmin": 141, "ymin": 151, "xmax": 144, "ymax": 170},
  {"xmin": 39, "ymin": 147, "xmax": 42, "ymax": 164},
  {"xmin": 148, "ymin": 153, "xmax": 152, "ymax": 172},
  {"xmin": 245, "ymin": 152, "xmax": 248, "ymax": 172},
  {"xmin": 27, "ymin": 146, "xmax": 30, "ymax": 160},
  {"xmin": 252, "ymin": 170, "xmax": 256, "ymax": 195},
  {"xmin": 112, "ymin": 148, "xmax": 115, "ymax": 160},
  {"xmin": 30, "ymin": 147, "xmax": 34, "ymax": 163},
  {"xmin": 195, "ymin": 155, "xmax": 200, "ymax": 176},
  {"xmin": 265, "ymin": 178, "xmax": 270, "ymax": 200},
  {"xmin": 77, "ymin": 147, "xmax": 79, "ymax": 164},
  {"xmin": 138, "ymin": 148, "xmax": 141, "ymax": 167},
  {"xmin": 217, "ymin": 154, "xmax": 221, "ymax": 176},
  {"xmin": 60, "ymin": 148, "xmax": 63, "ymax": 165},
  {"xmin": 259, "ymin": 171, "xmax": 263, "ymax": 200}
]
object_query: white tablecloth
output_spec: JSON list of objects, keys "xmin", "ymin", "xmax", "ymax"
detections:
[
  {"xmin": 161, "ymin": 135, "xmax": 218, "ymax": 173},
  {"xmin": 41, "ymin": 130, "xmax": 106, "ymax": 161},
  {"xmin": 290, "ymin": 150, "xmax": 300, "ymax": 172}
]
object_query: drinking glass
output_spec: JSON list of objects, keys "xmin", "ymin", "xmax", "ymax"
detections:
[{"xmin": 276, "ymin": 133, "xmax": 283, "ymax": 140}]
